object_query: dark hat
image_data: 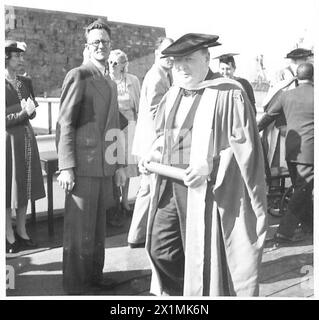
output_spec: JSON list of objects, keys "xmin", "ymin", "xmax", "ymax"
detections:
[
  {"xmin": 5, "ymin": 40, "xmax": 25, "ymax": 53},
  {"xmin": 286, "ymin": 48, "xmax": 313, "ymax": 59},
  {"xmin": 213, "ymin": 53, "xmax": 239, "ymax": 64},
  {"xmin": 161, "ymin": 33, "xmax": 221, "ymax": 58}
]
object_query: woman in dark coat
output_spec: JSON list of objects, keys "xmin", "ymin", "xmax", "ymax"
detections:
[{"xmin": 5, "ymin": 40, "xmax": 45, "ymax": 253}]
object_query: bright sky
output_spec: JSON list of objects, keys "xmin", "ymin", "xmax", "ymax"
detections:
[{"xmin": 4, "ymin": 0, "xmax": 316, "ymax": 80}]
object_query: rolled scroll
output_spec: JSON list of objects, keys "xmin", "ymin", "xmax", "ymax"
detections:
[{"xmin": 144, "ymin": 161, "xmax": 185, "ymax": 181}]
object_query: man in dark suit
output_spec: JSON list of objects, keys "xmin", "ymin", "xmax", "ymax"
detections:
[
  {"xmin": 56, "ymin": 19, "xmax": 126, "ymax": 294},
  {"xmin": 258, "ymin": 63, "xmax": 314, "ymax": 242}
]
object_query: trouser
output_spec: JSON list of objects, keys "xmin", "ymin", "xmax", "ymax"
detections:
[
  {"xmin": 127, "ymin": 174, "xmax": 153, "ymax": 244},
  {"xmin": 149, "ymin": 178, "xmax": 187, "ymax": 295},
  {"xmin": 62, "ymin": 176, "xmax": 113, "ymax": 294},
  {"xmin": 278, "ymin": 162, "xmax": 314, "ymax": 237}
]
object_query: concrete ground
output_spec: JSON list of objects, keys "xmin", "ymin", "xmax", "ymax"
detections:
[{"xmin": 6, "ymin": 211, "xmax": 313, "ymax": 298}]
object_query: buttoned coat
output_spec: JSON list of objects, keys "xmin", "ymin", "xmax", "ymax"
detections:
[
  {"xmin": 259, "ymin": 83, "xmax": 313, "ymax": 164},
  {"xmin": 56, "ymin": 61, "xmax": 123, "ymax": 177},
  {"xmin": 6, "ymin": 76, "xmax": 45, "ymax": 208}
]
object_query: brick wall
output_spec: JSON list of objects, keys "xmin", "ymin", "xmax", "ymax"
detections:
[{"xmin": 5, "ymin": 6, "xmax": 166, "ymax": 96}]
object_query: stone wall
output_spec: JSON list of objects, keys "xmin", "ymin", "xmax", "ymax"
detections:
[{"xmin": 5, "ymin": 6, "xmax": 166, "ymax": 96}]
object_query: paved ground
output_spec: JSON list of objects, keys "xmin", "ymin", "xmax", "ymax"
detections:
[{"xmin": 6, "ymin": 211, "xmax": 313, "ymax": 298}]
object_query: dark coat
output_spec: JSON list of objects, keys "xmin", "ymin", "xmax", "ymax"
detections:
[
  {"xmin": 56, "ymin": 61, "xmax": 122, "ymax": 177},
  {"xmin": 6, "ymin": 76, "xmax": 45, "ymax": 208},
  {"xmin": 258, "ymin": 83, "xmax": 314, "ymax": 164},
  {"xmin": 234, "ymin": 77, "xmax": 256, "ymax": 114}
]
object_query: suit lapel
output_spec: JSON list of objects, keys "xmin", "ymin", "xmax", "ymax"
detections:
[
  {"xmin": 86, "ymin": 61, "xmax": 110, "ymax": 102},
  {"xmin": 158, "ymin": 65, "xmax": 171, "ymax": 88}
]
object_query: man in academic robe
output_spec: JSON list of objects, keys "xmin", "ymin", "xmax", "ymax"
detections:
[
  {"xmin": 215, "ymin": 53, "xmax": 257, "ymax": 114},
  {"xmin": 139, "ymin": 33, "xmax": 268, "ymax": 296}
]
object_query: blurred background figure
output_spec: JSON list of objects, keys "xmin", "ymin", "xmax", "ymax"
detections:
[
  {"xmin": 215, "ymin": 53, "xmax": 256, "ymax": 114},
  {"xmin": 128, "ymin": 37, "xmax": 174, "ymax": 248},
  {"xmin": 82, "ymin": 46, "xmax": 90, "ymax": 65},
  {"xmin": 5, "ymin": 40, "xmax": 45, "ymax": 253},
  {"xmin": 277, "ymin": 48, "xmax": 313, "ymax": 86},
  {"xmin": 262, "ymin": 48, "xmax": 313, "ymax": 170},
  {"xmin": 108, "ymin": 49, "xmax": 141, "ymax": 225},
  {"xmin": 258, "ymin": 63, "xmax": 314, "ymax": 243}
]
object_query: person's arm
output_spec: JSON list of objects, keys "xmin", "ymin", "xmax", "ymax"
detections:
[
  {"xmin": 257, "ymin": 91, "xmax": 284, "ymax": 131},
  {"xmin": 6, "ymin": 108, "xmax": 30, "ymax": 128},
  {"xmin": 147, "ymin": 76, "xmax": 168, "ymax": 118},
  {"xmin": 138, "ymin": 91, "xmax": 168, "ymax": 174},
  {"xmin": 6, "ymin": 99, "xmax": 36, "ymax": 128},
  {"xmin": 56, "ymin": 69, "xmax": 84, "ymax": 192},
  {"xmin": 228, "ymin": 89, "xmax": 267, "ymax": 219},
  {"xmin": 132, "ymin": 75, "xmax": 141, "ymax": 116},
  {"xmin": 25, "ymin": 77, "xmax": 39, "ymax": 119},
  {"xmin": 56, "ymin": 68, "xmax": 84, "ymax": 171}
]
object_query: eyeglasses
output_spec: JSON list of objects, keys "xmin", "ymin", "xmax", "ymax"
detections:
[{"xmin": 88, "ymin": 40, "xmax": 111, "ymax": 47}]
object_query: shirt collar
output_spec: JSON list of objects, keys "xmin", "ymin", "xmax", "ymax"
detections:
[{"xmin": 90, "ymin": 58, "xmax": 108, "ymax": 76}]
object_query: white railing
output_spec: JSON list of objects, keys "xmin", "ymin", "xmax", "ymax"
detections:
[{"xmin": 30, "ymin": 97, "xmax": 60, "ymax": 135}]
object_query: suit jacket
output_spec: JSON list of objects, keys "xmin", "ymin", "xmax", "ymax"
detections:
[
  {"xmin": 258, "ymin": 83, "xmax": 314, "ymax": 164},
  {"xmin": 56, "ymin": 61, "xmax": 122, "ymax": 177},
  {"xmin": 132, "ymin": 64, "xmax": 172, "ymax": 158}
]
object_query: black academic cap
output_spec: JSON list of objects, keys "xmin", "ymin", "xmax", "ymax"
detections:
[
  {"xmin": 161, "ymin": 33, "xmax": 221, "ymax": 58},
  {"xmin": 286, "ymin": 48, "xmax": 313, "ymax": 59},
  {"xmin": 5, "ymin": 40, "xmax": 25, "ymax": 53},
  {"xmin": 213, "ymin": 53, "xmax": 239, "ymax": 64}
]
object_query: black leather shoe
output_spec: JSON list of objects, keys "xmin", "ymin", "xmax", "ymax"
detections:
[
  {"xmin": 14, "ymin": 231, "xmax": 38, "ymax": 249},
  {"xmin": 128, "ymin": 242, "xmax": 145, "ymax": 248},
  {"xmin": 6, "ymin": 240, "xmax": 20, "ymax": 254}
]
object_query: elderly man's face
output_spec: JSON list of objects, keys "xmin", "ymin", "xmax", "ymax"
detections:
[
  {"xmin": 86, "ymin": 29, "xmax": 111, "ymax": 63},
  {"xmin": 173, "ymin": 50, "xmax": 209, "ymax": 88}
]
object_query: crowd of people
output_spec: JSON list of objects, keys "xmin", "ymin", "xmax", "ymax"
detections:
[{"xmin": 5, "ymin": 18, "xmax": 314, "ymax": 296}]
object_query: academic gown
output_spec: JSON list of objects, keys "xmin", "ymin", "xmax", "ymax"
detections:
[{"xmin": 146, "ymin": 77, "xmax": 268, "ymax": 296}]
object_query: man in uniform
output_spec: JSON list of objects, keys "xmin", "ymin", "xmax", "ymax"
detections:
[{"xmin": 140, "ymin": 33, "xmax": 267, "ymax": 296}]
